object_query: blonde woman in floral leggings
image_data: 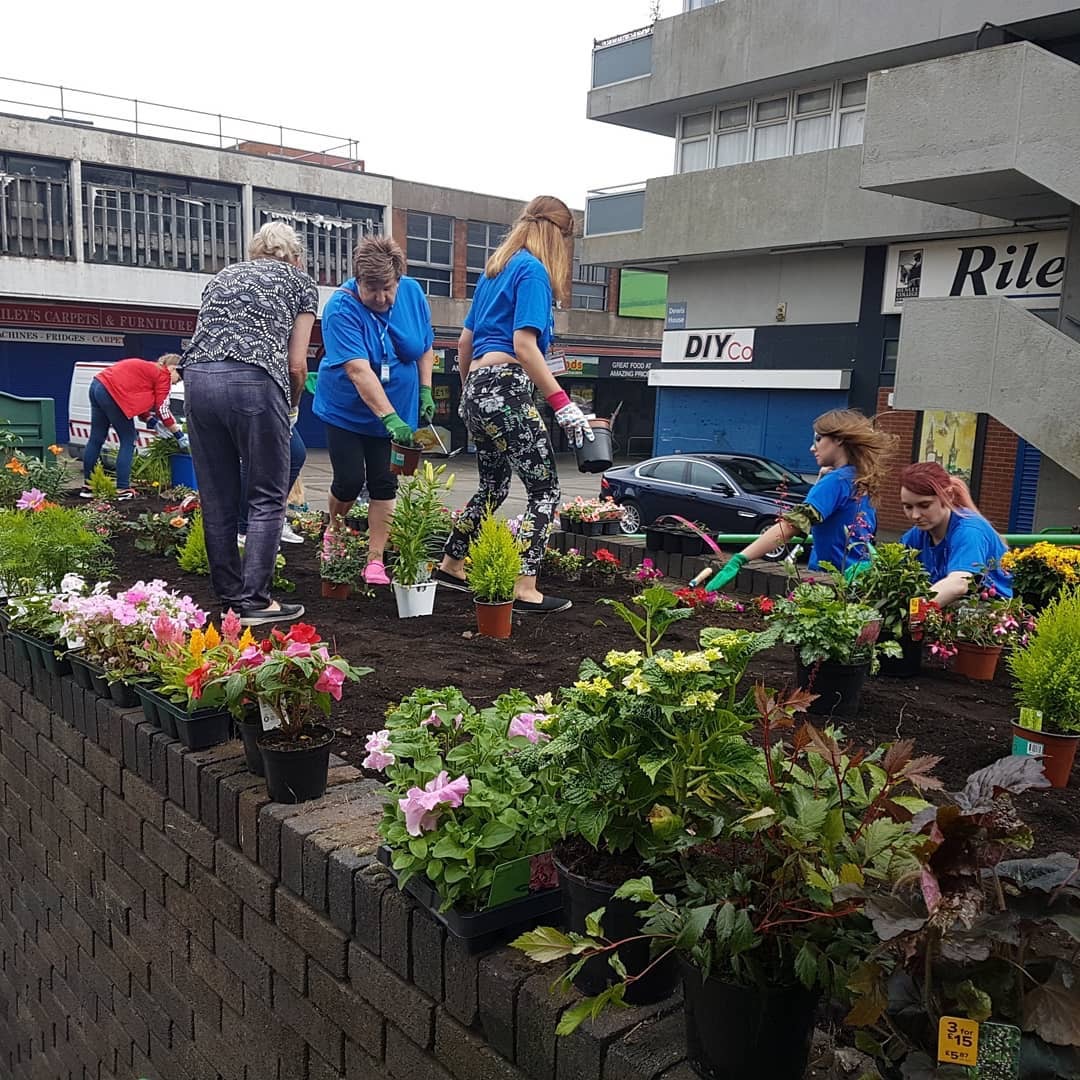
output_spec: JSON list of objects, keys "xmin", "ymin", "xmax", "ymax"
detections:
[{"xmin": 435, "ymin": 196, "xmax": 593, "ymax": 614}]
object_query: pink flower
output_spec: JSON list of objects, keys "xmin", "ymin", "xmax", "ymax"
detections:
[
  {"xmin": 314, "ymin": 663, "xmax": 346, "ymax": 701},
  {"xmin": 397, "ymin": 772, "xmax": 470, "ymax": 836},
  {"xmin": 453, "ymin": 713, "xmax": 464, "ymax": 729},
  {"xmin": 507, "ymin": 713, "xmax": 549, "ymax": 744},
  {"xmin": 421, "ymin": 710, "xmax": 442, "ymax": 728},
  {"xmin": 152, "ymin": 613, "xmax": 184, "ymax": 647},
  {"xmin": 425, "ymin": 771, "xmax": 470, "ymax": 808},
  {"xmin": 316, "ymin": 645, "xmax": 330, "ymax": 662},
  {"xmin": 362, "ymin": 729, "xmax": 395, "ymax": 772},
  {"xmin": 221, "ymin": 608, "xmax": 242, "ymax": 643},
  {"xmin": 235, "ymin": 645, "xmax": 264, "ymax": 669},
  {"xmin": 123, "ymin": 587, "xmax": 149, "ymax": 604},
  {"xmin": 285, "ymin": 641, "xmax": 312, "ymax": 658},
  {"xmin": 15, "ymin": 488, "xmax": 45, "ymax": 511}
]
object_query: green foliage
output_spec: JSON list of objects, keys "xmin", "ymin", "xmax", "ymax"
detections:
[
  {"xmin": 176, "ymin": 511, "xmax": 209, "ymax": 575},
  {"xmin": 598, "ymin": 585, "xmax": 694, "ymax": 657},
  {"xmin": 0, "ymin": 428, "xmax": 74, "ymax": 506},
  {"xmin": 1008, "ymin": 587, "xmax": 1080, "ymax": 734},
  {"xmin": 130, "ymin": 510, "xmax": 191, "ymax": 557},
  {"xmin": 466, "ymin": 510, "xmax": 522, "ymax": 603},
  {"xmin": 88, "ymin": 460, "xmax": 118, "ymax": 500},
  {"xmin": 80, "ymin": 500, "xmax": 128, "ymax": 541},
  {"xmin": 851, "ymin": 543, "xmax": 933, "ymax": 642},
  {"xmin": 389, "ymin": 462, "xmax": 454, "ymax": 586},
  {"xmin": 272, "ymin": 553, "xmax": 295, "ymax": 593},
  {"xmin": 318, "ymin": 529, "xmax": 366, "ymax": 585},
  {"xmin": 129, "ymin": 433, "xmax": 179, "ymax": 488},
  {"xmin": 0, "ymin": 506, "xmax": 111, "ymax": 596}
]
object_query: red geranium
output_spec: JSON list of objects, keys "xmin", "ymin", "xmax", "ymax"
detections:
[
  {"xmin": 287, "ymin": 622, "xmax": 320, "ymax": 644},
  {"xmin": 594, "ymin": 549, "xmax": 619, "ymax": 565}
]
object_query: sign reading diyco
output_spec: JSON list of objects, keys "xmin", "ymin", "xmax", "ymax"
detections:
[
  {"xmin": 661, "ymin": 327, "xmax": 755, "ymax": 364},
  {"xmin": 882, "ymin": 231, "xmax": 1067, "ymax": 315}
]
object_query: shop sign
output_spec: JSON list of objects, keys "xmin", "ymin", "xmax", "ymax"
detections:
[
  {"xmin": 0, "ymin": 300, "xmax": 197, "ymax": 335},
  {"xmin": 661, "ymin": 327, "xmax": 754, "ymax": 364},
  {"xmin": 600, "ymin": 357, "xmax": 658, "ymax": 380},
  {"xmin": 0, "ymin": 328, "xmax": 125, "ymax": 346},
  {"xmin": 560, "ymin": 355, "xmax": 600, "ymax": 379},
  {"xmin": 882, "ymin": 231, "xmax": 1067, "ymax": 315},
  {"xmin": 665, "ymin": 300, "xmax": 687, "ymax": 329}
]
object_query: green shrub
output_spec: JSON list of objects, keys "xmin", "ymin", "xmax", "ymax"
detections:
[
  {"xmin": 88, "ymin": 461, "xmax": 118, "ymax": 500},
  {"xmin": 130, "ymin": 434, "xmax": 179, "ymax": 488},
  {"xmin": 176, "ymin": 511, "xmax": 209, "ymax": 575},
  {"xmin": 1008, "ymin": 587, "xmax": 1080, "ymax": 734},
  {"xmin": 0, "ymin": 506, "xmax": 111, "ymax": 595},
  {"xmin": 388, "ymin": 462, "xmax": 454, "ymax": 586},
  {"xmin": 466, "ymin": 511, "xmax": 521, "ymax": 603}
]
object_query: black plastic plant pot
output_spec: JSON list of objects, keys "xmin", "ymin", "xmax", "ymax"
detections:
[
  {"xmin": 133, "ymin": 685, "xmax": 162, "ymax": 728},
  {"xmin": 7, "ymin": 628, "xmax": 31, "ymax": 666},
  {"xmin": 877, "ymin": 635, "xmax": 923, "ymax": 679},
  {"xmin": 574, "ymin": 423, "xmax": 613, "ymax": 474},
  {"xmin": 68, "ymin": 653, "xmax": 94, "ymax": 691},
  {"xmin": 555, "ymin": 855, "xmax": 680, "ymax": 1006},
  {"xmin": 681, "ymin": 961, "xmax": 819, "ymax": 1080},
  {"xmin": 602, "ymin": 519, "xmax": 621, "ymax": 535},
  {"xmin": 679, "ymin": 533, "xmax": 706, "ymax": 557},
  {"xmin": 795, "ymin": 657, "xmax": 869, "ymax": 718},
  {"xmin": 258, "ymin": 724, "xmax": 335, "ymax": 803},
  {"xmin": 375, "ymin": 846, "xmax": 564, "ymax": 955},
  {"xmin": 173, "ymin": 709, "xmax": 232, "ymax": 750},
  {"xmin": 13, "ymin": 630, "xmax": 71, "ymax": 676},
  {"xmin": 644, "ymin": 527, "xmax": 666, "ymax": 552},
  {"xmin": 69, "ymin": 654, "xmax": 110, "ymax": 698},
  {"xmin": 108, "ymin": 678, "xmax": 140, "ymax": 709},
  {"xmin": 662, "ymin": 529, "xmax": 683, "ymax": 554},
  {"xmin": 236, "ymin": 714, "xmax": 265, "ymax": 776}
]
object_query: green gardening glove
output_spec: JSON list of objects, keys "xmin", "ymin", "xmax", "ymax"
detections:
[
  {"xmin": 705, "ymin": 553, "xmax": 747, "ymax": 593},
  {"xmin": 843, "ymin": 560, "xmax": 872, "ymax": 583},
  {"xmin": 381, "ymin": 412, "xmax": 414, "ymax": 444},
  {"xmin": 418, "ymin": 386, "xmax": 435, "ymax": 424}
]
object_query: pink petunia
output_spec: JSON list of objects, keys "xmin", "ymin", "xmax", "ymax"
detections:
[
  {"xmin": 314, "ymin": 664, "xmax": 346, "ymax": 701},
  {"xmin": 421, "ymin": 710, "xmax": 442, "ymax": 728},
  {"xmin": 362, "ymin": 729, "xmax": 395, "ymax": 772},
  {"xmin": 507, "ymin": 713, "xmax": 549, "ymax": 744},
  {"xmin": 425, "ymin": 770, "xmax": 470, "ymax": 808}
]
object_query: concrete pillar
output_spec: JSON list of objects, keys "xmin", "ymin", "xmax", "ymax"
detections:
[
  {"xmin": 241, "ymin": 183, "xmax": 254, "ymax": 253},
  {"xmin": 1057, "ymin": 204, "xmax": 1080, "ymax": 346},
  {"xmin": 69, "ymin": 159, "xmax": 84, "ymax": 263}
]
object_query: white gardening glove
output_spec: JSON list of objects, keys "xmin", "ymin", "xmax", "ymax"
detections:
[
  {"xmin": 152, "ymin": 419, "xmax": 171, "ymax": 439},
  {"xmin": 289, "ymin": 408, "xmax": 300, "ymax": 430},
  {"xmin": 553, "ymin": 401, "xmax": 595, "ymax": 449}
]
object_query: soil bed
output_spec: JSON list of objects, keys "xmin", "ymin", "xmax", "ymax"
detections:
[{"xmin": 96, "ymin": 494, "xmax": 1077, "ymax": 854}]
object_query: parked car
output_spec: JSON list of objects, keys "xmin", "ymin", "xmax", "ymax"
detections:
[{"xmin": 600, "ymin": 453, "xmax": 812, "ymax": 560}]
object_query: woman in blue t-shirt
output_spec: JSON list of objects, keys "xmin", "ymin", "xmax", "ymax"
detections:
[
  {"xmin": 434, "ymin": 196, "xmax": 593, "ymax": 614},
  {"xmin": 898, "ymin": 461, "xmax": 1012, "ymax": 603},
  {"xmin": 313, "ymin": 237, "xmax": 435, "ymax": 586},
  {"xmin": 703, "ymin": 409, "xmax": 895, "ymax": 591}
]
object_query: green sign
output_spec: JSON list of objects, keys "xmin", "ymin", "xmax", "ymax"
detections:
[{"xmin": 619, "ymin": 269, "xmax": 668, "ymax": 319}]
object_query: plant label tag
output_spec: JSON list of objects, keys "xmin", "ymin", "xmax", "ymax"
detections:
[
  {"xmin": 258, "ymin": 700, "xmax": 282, "ymax": 731},
  {"xmin": 1018, "ymin": 706, "xmax": 1043, "ymax": 732},
  {"xmin": 937, "ymin": 1016, "xmax": 978, "ymax": 1066},
  {"xmin": 545, "ymin": 351, "xmax": 567, "ymax": 375},
  {"xmin": 1011, "ymin": 734, "xmax": 1043, "ymax": 757},
  {"xmin": 973, "ymin": 1022, "xmax": 1020, "ymax": 1079}
]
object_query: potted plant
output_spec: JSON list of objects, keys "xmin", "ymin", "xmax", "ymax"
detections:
[
  {"xmin": 214, "ymin": 623, "xmax": 370, "ymax": 803},
  {"xmin": 389, "ymin": 462, "xmax": 453, "ymax": 618},
  {"xmin": 1007, "ymin": 586, "xmax": 1080, "ymax": 787},
  {"xmin": 582, "ymin": 547, "xmax": 623, "ymax": 585},
  {"xmin": 467, "ymin": 511, "xmax": 522, "ymax": 639},
  {"xmin": 6, "ymin": 586, "xmax": 75, "ymax": 678},
  {"xmin": 1001, "ymin": 540, "xmax": 1080, "ymax": 611},
  {"xmin": 389, "ymin": 431, "xmax": 422, "ymax": 477},
  {"xmin": 514, "ymin": 688, "xmax": 936, "ymax": 1080},
  {"xmin": 516, "ymin": 628, "xmax": 775, "ymax": 1006},
  {"xmin": 851, "ymin": 542, "xmax": 933, "ymax": 677},
  {"xmin": 372, "ymin": 686, "xmax": 563, "ymax": 951},
  {"xmin": 768, "ymin": 581, "xmax": 899, "ymax": 716},
  {"xmin": 318, "ymin": 529, "xmax": 365, "ymax": 600},
  {"xmin": 541, "ymin": 546, "xmax": 585, "ymax": 582}
]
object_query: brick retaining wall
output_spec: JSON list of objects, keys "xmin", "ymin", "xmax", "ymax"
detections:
[{"xmin": 0, "ymin": 633, "xmax": 701, "ymax": 1080}]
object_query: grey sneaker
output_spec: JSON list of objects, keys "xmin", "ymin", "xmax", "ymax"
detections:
[
  {"xmin": 239, "ymin": 602, "xmax": 305, "ymax": 627},
  {"xmin": 280, "ymin": 522, "xmax": 304, "ymax": 545}
]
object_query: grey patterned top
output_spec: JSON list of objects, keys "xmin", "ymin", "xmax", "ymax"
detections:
[{"xmin": 181, "ymin": 258, "xmax": 320, "ymax": 400}]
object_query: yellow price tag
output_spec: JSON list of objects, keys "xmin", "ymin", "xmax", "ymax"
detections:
[
  {"xmin": 909, "ymin": 597, "xmax": 921, "ymax": 617},
  {"xmin": 938, "ymin": 1016, "xmax": 979, "ymax": 1066}
]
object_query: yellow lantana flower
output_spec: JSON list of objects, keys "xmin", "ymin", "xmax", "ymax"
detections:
[
  {"xmin": 622, "ymin": 669, "xmax": 651, "ymax": 695},
  {"xmin": 604, "ymin": 649, "xmax": 644, "ymax": 670},
  {"xmin": 683, "ymin": 690, "xmax": 719, "ymax": 709},
  {"xmin": 574, "ymin": 676, "xmax": 614, "ymax": 698},
  {"xmin": 655, "ymin": 651, "xmax": 711, "ymax": 674}
]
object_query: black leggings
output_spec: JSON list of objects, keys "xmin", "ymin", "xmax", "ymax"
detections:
[
  {"xmin": 324, "ymin": 423, "xmax": 398, "ymax": 502},
  {"xmin": 444, "ymin": 364, "xmax": 559, "ymax": 577}
]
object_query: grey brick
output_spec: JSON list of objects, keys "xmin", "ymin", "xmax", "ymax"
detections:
[
  {"xmin": 345, "ymin": 1038, "xmax": 392, "ymax": 1080},
  {"xmin": 194, "ymin": 1008, "xmax": 248, "ymax": 1080},
  {"xmin": 443, "ymin": 934, "xmax": 480, "ymax": 1028},
  {"xmin": 83, "ymin": 739, "xmax": 122, "ymax": 794},
  {"xmin": 308, "ymin": 961, "xmax": 383, "ymax": 1052},
  {"xmin": 310, "ymin": 1048, "xmax": 347, "ymax": 1080},
  {"xmin": 166, "ymin": 739, "xmax": 188, "ymax": 805},
  {"xmin": 411, "ymin": 906, "xmax": 445, "ymax": 1001},
  {"xmin": 110, "ymin": 927, "xmax": 150, "ymax": 989},
  {"xmin": 188, "ymin": 859, "xmax": 242, "ymax": 936},
  {"xmin": 101, "ymin": 855, "xmax": 144, "ymax": 921},
  {"xmin": 121, "ymin": 772, "xmax": 164, "ymax": 831},
  {"xmin": 515, "ymin": 970, "xmax": 576, "ymax": 1080},
  {"xmin": 602, "ymin": 1013, "xmax": 687, "ymax": 1080},
  {"xmin": 257, "ymin": 799, "xmax": 308, "ymax": 878},
  {"xmin": 273, "ymin": 973, "xmax": 345, "ymax": 1071},
  {"xmin": 556, "ymin": 995, "xmax": 679, "ymax": 1080},
  {"xmin": 102, "ymin": 789, "xmax": 141, "ymax": 857},
  {"xmin": 141, "ymin": 821, "xmax": 188, "ymax": 885},
  {"xmin": 199, "ymin": 757, "xmax": 248, "ymax": 835},
  {"xmin": 478, "ymin": 950, "xmax": 538, "ymax": 1061},
  {"xmin": 328, "ymin": 848, "xmax": 367, "ymax": 935},
  {"xmin": 150, "ymin": 729, "xmax": 170, "ymax": 795},
  {"xmin": 656, "ymin": 1065, "xmax": 699, "ymax": 1080},
  {"xmin": 130, "ymin": 975, "xmax": 173, "ymax": 1044},
  {"xmin": 242, "ymin": 904, "xmax": 306, "ymax": 993},
  {"xmin": 35, "ymin": 734, "xmax": 69, "ymax": 782},
  {"xmin": 349, "ymin": 942, "xmax": 434, "ymax": 1049},
  {"xmin": 218, "ymin": 770, "xmax": 265, "ymax": 849},
  {"xmin": 135, "ymin": 720, "xmax": 155, "ymax": 784},
  {"xmin": 237, "ymin": 782, "xmax": 271, "ymax": 861},
  {"xmin": 216, "ymin": 839, "xmax": 274, "ymax": 917},
  {"xmin": 66, "ymin": 761, "xmax": 103, "ymax": 816},
  {"xmin": 384, "ymin": 1023, "xmax": 452, "ymax": 1080},
  {"xmin": 163, "ymin": 800, "xmax": 215, "ymax": 870},
  {"xmin": 97, "ymin": 704, "xmax": 125, "ymax": 760},
  {"xmin": 240, "ymin": 980, "xmax": 308, "ymax": 1074},
  {"xmin": 121, "ymin": 712, "xmax": 144, "ymax": 773},
  {"xmin": 163, "ymin": 876, "xmax": 213, "ymax": 950},
  {"xmin": 184, "ymin": 741, "xmax": 243, "ymax": 824},
  {"xmin": 169, "ymin": 950, "xmax": 223, "ymax": 1031},
  {"xmin": 436, "ymin": 1008, "xmax": 528, "ymax": 1080},
  {"xmin": 275, "ymin": 886, "xmax": 347, "ymax": 978},
  {"xmin": 214, "ymin": 920, "xmax": 271, "ymax": 1004},
  {"xmin": 380, "ymin": 885, "xmax": 412, "ymax": 980},
  {"xmin": 118, "ymin": 837, "xmax": 166, "ymax": 906}
]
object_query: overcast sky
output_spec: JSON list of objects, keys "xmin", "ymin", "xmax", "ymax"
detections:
[{"xmin": 2, "ymin": 0, "xmax": 682, "ymax": 207}]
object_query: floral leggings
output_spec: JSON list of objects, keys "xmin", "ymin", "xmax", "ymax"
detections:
[{"xmin": 444, "ymin": 364, "xmax": 559, "ymax": 577}]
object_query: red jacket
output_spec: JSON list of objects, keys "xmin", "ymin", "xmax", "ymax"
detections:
[{"xmin": 96, "ymin": 358, "xmax": 175, "ymax": 422}]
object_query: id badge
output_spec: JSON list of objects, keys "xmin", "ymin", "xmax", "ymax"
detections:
[{"xmin": 380, "ymin": 362, "xmax": 391, "ymax": 385}]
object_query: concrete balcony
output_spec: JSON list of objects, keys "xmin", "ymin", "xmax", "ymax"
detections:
[
  {"xmin": 588, "ymin": 1, "xmax": 1080, "ymax": 135},
  {"xmin": 894, "ymin": 296, "xmax": 1080, "ymax": 477},
  {"xmin": 861, "ymin": 42, "xmax": 1080, "ymax": 219},
  {"xmin": 581, "ymin": 147, "xmax": 1006, "ymax": 267}
]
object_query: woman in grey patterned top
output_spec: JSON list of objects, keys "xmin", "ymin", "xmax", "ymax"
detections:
[{"xmin": 181, "ymin": 222, "xmax": 318, "ymax": 625}]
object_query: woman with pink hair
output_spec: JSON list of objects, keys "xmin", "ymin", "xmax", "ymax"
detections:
[{"xmin": 898, "ymin": 461, "xmax": 1011, "ymax": 604}]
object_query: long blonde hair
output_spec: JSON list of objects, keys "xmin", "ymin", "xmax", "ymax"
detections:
[
  {"xmin": 814, "ymin": 409, "xmax": 897, "ymax": 503},
  {"xmin": 485, "ymin": 195, "xmax": 574, "ymax": 306}
]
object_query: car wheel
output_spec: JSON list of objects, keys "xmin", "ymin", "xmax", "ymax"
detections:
[
  {"xmin": 619, "ymin": 499, "xmax": 643, "ymax": 535},
  {"xmin": 758, "ymin": 522, "xmax": 790, "ymax": 562}
]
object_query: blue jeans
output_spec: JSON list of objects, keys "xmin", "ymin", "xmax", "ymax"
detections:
[
  {"xmin": 84, "ymin": 378, "xmax": 136, "ymax": 488},
  {"xmin": 238, "ymin": 427, "xmax": 306, "ymax": 533},
  {"xmin": 184, "ymin": 361, "xmax": 290, "ymax": 611}
]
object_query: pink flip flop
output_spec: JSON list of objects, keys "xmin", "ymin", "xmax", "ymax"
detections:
[{"xmin": 363, "ymin": 560, "xmax": 391, "ymax": 586}]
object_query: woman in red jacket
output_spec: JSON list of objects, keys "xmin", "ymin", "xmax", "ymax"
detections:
[{"xmin": 80, "ymin": 353, "xmax": 186, "ymax": 499}]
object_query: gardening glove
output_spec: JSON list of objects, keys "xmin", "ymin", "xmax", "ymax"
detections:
[
  {"xmin": 552, "ymin": 400, "xmax": 595, "ymax": 449},
  {"xmin": 704, "ymin": 553, "xmax": 747, "ymax": 593},
  {"xmin": 151, "ymin": 419, "xmax": 171, "ymax": 439},
  {"xmin": 381, "ymin": 412, "xmax": 414, "ymax": 444},
  {"xmin": 418, "ymin": 386, "xmax": 436, "ymax": 424},
  {"xmin": 176, "ymin": 433, "xmax": 190, "ymax": 452},
  {"xmin": 843, "ymin": 560, "xmax": 871, "ymax": 583}
]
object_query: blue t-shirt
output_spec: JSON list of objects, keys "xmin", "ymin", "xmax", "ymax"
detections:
[
  {"xmin": 464, "ymin": 250, "xmax": 554, "ymax": 359},
  {"xmin": 313, "ymin": 276, "xmax": 433, "ymax": 437},
  {"xmin": 900, "ymin": 510, "xmax": 1012, "ymax": 598},
  {"xmin": 803, "ymin": 464, "xmax": 876, "ymax": 571}
]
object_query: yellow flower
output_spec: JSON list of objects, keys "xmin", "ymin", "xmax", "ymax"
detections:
[
  {"xmin": 237, "ymin": 627, "xmax": 255, "ymax": 650},
  {"xmin": 48, "ymin": 444, "xmax": 64, "ymax": 456},
  {"xmin": 655, "ymin": 651, "xmax": 711, "ymax": 674},
  {"xmin": 702, "ymin": 647, "xmax": 724, "ymax": 663},
  {"xmin": 683, "ymin": 690, "xmax": 719, "ymax": 709},
  {"xmin": 188, "ymin": 627, "xmax": 206, "ymax": 661},
  {"xmin": 604, "ymin": 649, "xmax": 643, "ymax": 670},
  {"xmin": 573, "ymin": 676, "xmax": 613, "ymax": 698},
  {"xmin": 203, "ymin": 623, "xmax": 221, "ymax": 650},
  {"xmin": 622, "ymin": 669, "xmax": 651, "ymax": 696}
]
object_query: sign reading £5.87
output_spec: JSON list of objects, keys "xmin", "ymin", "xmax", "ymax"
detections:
[{"xmin": 661, "ymin": 327, "xmax": 755, "ymax": 364}]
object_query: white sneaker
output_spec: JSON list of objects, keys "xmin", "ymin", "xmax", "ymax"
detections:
[{"xmin": 280, "ymin": 522, "xmax": 304, "ymax": 545}]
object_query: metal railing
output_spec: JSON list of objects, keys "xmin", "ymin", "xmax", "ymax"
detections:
[
  {"xmin": 255, "ymin": 208, "xmax": 382, "ymax": 287},
  {"xmin": 584, "ymin": 184, "xmax": 647, "ymax": 236},
  {"xmin": 591, "ymin": 27, "xmax": 654, "ymax": 87},
  {"xmin": 0, "ymin": 173, "xmax": 71, "ymax": 259},
  {"xmin": 83, "ymin": 183, "xmax": 242, "ymax": 272}
]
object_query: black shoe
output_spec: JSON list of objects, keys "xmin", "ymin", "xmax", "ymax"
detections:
[
  {"xmin": 513, "ymin": 595, "xmax": 572, "ymax": 614},
  {"xmin": 239, "ymin": 602, "xmax": 305, "ymax": 627},
  {"xmin": 77, "ymin": 487, "xmax": 94, "ymax": 499},
  {"xmin": 433, "ymin": 569, "xmax": 471, "ymax": 593}
]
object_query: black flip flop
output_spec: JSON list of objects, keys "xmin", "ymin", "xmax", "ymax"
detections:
[
  {"xmin": 433, "ymin": 569, "xmax": 471, "ymax": 593},
  {"xmin": 513, "ymin": 596, "xmax": 572, "ymax": 614}
]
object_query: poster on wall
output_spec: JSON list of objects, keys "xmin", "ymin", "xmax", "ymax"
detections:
[
  {"xmin": 918, "ymin": 410, "xmax": 979, "ymax": 484},
  {"xmin": 882, "ymin": 231, "xmax": 1067, "ymax": 315}
]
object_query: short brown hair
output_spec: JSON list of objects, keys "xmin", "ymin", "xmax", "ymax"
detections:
[{"xmin": 353, "ymin": 236, "xmax": 405, "ymax": 287}]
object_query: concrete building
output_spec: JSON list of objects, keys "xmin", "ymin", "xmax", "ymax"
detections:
[
  {"xmin": 0, "ymin": 83, "xmax": 661, "ymax": 454},
  {"xmin": 581, "ymin": 1, "xmax": 1080, "ymax": 531}
]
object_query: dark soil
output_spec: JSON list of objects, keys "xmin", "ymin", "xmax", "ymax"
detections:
[{"xmin": 98, "ymin": 493, "xmax": 1078, "ymax": 857}]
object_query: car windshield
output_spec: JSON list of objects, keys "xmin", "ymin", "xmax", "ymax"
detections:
[{"xmin": 719, "ymin": 457, "xmax": 806, "ymax": 494}]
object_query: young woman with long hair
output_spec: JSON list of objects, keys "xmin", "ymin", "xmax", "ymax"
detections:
[
  {"xmin": 898, "ymin": 461, "xmax": 1011, "ymax": 603},
  {"xmin": 435, "ymin": 195, "xmax": 593, "ymax": 614},
  {"xmin": 704, "ymin": 409, "xmax": 896, "ymax": 591}
]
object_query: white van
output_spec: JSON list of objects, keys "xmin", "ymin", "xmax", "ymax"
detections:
[{"xmin": 66, "ymin": 361, "xmax": 186, "ymax": 455}]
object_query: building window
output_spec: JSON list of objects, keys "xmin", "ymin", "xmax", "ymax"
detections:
[
  {"xmin": 465, "ymin": 220, "xmax": 505, "ymax": 297},
  {"xmin": 406, "ymin": 211, "xmax": 453, "ymax": 297},
  {"xmin": 572, "ymin": 259, "xmax": 608, "ymax": 311},
  {"xmin": 684, "ymin": 0, "xmax": 719, "ymax": 9},
  {"xmin": 675, "ymin": 75, "xmax": 868, "ymax": 174}
]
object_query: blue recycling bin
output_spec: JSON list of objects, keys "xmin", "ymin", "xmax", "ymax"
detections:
[{"xmin": 169, "ymin": 452, "xmax": 198, "ymax": 490}]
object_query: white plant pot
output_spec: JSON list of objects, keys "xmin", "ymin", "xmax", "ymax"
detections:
[{"xmin": 393, "ymin": 580, "xmax": 437, "ymax": 618}]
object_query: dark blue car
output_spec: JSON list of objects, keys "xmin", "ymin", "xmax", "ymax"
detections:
[{"xmin": 600, "ymin": 453, "xmax": 812, "ymax": 560}]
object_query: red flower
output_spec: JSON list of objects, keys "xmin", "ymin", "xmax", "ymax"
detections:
[
  {"xmin": 260, "ymin": 638, "xmax": 274, "ymax": 653},
  {"xmin": 594, "ymin": 549, "xmax": 619, "ymax": 564},
  {"xmin": 287, "ymin": 622, "xmax": 319, "ymax": 645},
  {"xmin": 185, "ymin": 662, "xmax": 212, "ymax": 700},
  {"xmin": 754, "ymin": 596, "xmax": 775, "ymax": 615},
  {"xmin": 271, "ymin": 628, "xmax": 287, "ymax": 645}
]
